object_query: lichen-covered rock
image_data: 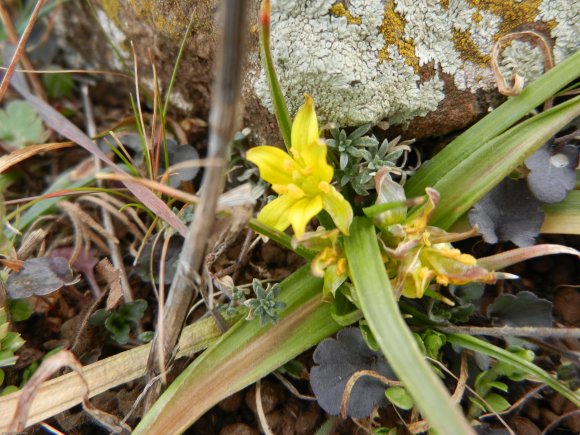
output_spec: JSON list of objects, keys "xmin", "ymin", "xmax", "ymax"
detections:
[
  {"xmin": 59, "ymin": 0, "xmax": 579, "ymax": 138},
  {"xmin": 257, "ymin": 0, "xmax": 579, "ymax": 136}
]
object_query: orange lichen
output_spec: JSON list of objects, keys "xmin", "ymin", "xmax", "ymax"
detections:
[
  {"xmin": 467, "ymin": 0, "xmax": 543, "ymax": 38},
  {"xmin": 379, "ymin": 1, "xmax": 419, "ymax": 71},
  {"xmin": 453, "ymin": 29, "xmax": 491, "ymax": 66},
  {"xmin": 329, "ymin": 3, "xmax": 362, "ymax": 25},
  {"xmin": 472, "ymin": 11, "xmax": 484, "ymax": 24}
]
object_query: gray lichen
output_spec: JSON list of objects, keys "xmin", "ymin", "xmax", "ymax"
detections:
[{"xmin": 255, "ymin": 0, "xmax": 580, "ymax": 128}]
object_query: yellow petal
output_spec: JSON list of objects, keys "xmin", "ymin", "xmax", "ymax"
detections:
[
  {"xmin": 291, "ymin": 94, "xmax": 319, "ymax": 157},
  {"xmin": 257, "ymin": 194, "xmax": 297, "ymax": 231},
  {"xmin": 304, "ymin": 140, "xmax": 334, "ymax": 182},
  {"xmin": 288, "ymin": 195, "xmax": 323, "ymax": 239},
  {"xmin": 322, "ymin": 186, "xmax": 353, "ymax": 235},
  {"xmin": 246, "ymin": 146, "xmax": 295, "ymax": 185}
]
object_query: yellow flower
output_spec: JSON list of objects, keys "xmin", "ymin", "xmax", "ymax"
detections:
[{"xmin": 247, "ymin": 94, "xmax": 353, "ymax": 239}]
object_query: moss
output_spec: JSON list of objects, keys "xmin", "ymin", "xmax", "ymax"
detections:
[
  {"xmin": 126, "ymin": 0, "xmax": 212, "ymax": 39},
  {"xmin": 329, "ymin": 3, "xmax": 363, "ymax": 25},
  {"xmin": 100, "ymin": 0, "xmax": 123, "ymax": 29},
  {"xmin": 379, "ymin": 1, "xmax": 419, "ymax": 71}
]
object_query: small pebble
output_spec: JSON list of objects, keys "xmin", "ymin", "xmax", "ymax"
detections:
[
  {"xmin": 219, "ymin": 423, "xmax": 259, "ymax": 435},
  {"xmin": 219, "ymin": 392, "xmax": 244, "ymax": 413},
  {"xmin": 511, "ymin": 416, "xmax": 541, "ymax": 435}
]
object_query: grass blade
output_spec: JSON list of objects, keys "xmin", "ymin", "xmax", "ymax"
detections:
[
  {"xmin": 344, "ymin": 217, "xmax": 473, "ymax": 434},
  {"xmin": 446, "ymin": 334, "xmax": 580, "ymax": 406},
  {"xmin": 543, "ymin": 190, "xmax": 580, "ymax": 234},
  {"xmin": 134, "ymin": 267, "xmax": 339, "ymax": 433},
  {"xmin": 406, "ymin": 50, "xmax": 580, "ymax": 198},
  {"xmin": 9, "ymin": 80, "xmax": 187, "ymax": 236},
  {"xmin": 414, "ymin": 95, "xmax": 580, "ymax": 229},
  {"xmin": 259, "ymin": 0, "xmax": 292, "ymax": 149}
]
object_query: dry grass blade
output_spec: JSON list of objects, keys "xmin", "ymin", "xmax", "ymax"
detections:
[
  {"xmin": 6, "ymin": 350, "xmax": 130, "ymax": 433},
  {"xmin": 145, "ymin": 0, "xmax": 250, "ymax": 406},
  {"xmin": 0, "ymin": 142, "xmax": 74, "ymax": 173},
  {"xmin": 0, "ymin": 3, "xmax": 47, "ymax": 101},
  {"xmin": 0, "ymin": 0, "xmax": 46, "ymax": 103},
  {"xmin": 0, "ymin": 317, "xmax": 225, "ymax": 431},
  {"xmin": 8, "ymin": 80, "xmax": 187, "ymax": 236}
]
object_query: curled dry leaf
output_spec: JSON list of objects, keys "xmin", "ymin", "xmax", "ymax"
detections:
[{"xmin": 6, "ymin": 257, "xmax": 79, "ymax": 299}]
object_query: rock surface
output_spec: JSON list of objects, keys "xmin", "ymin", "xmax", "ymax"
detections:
[{"xmin": 59, "ymin": 0, "xmax": 579, "ymax": 138}]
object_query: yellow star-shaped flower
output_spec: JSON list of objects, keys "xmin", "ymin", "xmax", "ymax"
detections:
[{"xmin": 247, "ymin": 94, "xmax": 353, "ymax": 239}]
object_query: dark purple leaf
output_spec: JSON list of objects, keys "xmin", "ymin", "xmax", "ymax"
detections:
[
  {"xmin": 6, "ymin": 257, "xmax": 79, "ymax": 298},
  {"xmin": 525, "ymin": 143, "xmax": 578, "ymax": 203},
  {"xmin": 468, "ymin": 178, "xmax": 544, "ymax": 247},
  {"xmin": 310, "ymin": 328, "xmax": 395, "ymax": 418},
  {"xmin": 487, "ymin": 291, "xmax": 553, "ymax": 327},
  {"xmin": 165, "ymin": 143, "xmax": 200, "ymax": 187}
]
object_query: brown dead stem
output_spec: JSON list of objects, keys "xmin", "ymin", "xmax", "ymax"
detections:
[
  {"xmin": 340, "ymin": 370, "xmax": 401, "ymax": 419},
  {"xmin": 491, "ymin": 30, "xmax": 554, "ymax": 100},
  {"xmin": 7, "ymin": 350, "xmax": 130, "ymax": 433},
  {"xmin": 0, "ymin": 1, "xmax": 47, "ymax": 102}
]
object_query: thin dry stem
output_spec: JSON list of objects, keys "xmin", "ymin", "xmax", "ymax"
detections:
[
  {"xmin": 340, "ymin": 370, "xmax": 401, "ymax": 419},
  {"xmin": 256, "ymin": 380, "xmax": 275, "ymax": 435},
  {"xmin": 0, "ymin": 2, "xmax": 47, "ymax": 102},
  {"xmin": 81, "ymin": 83, "xmax": 134, "ymax": 303},
  {"xmin": 491, "ymin": 30, "xmax": 554, "ymax": 98},
  {"xmin": 434, "ymin": 325, "xmax": 580, "ymax": 339},
  {"xmin": 144, "ymin": 0, "xmax": 250, "ymax": 407}
]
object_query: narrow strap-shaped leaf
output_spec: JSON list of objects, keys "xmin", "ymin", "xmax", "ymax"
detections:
[
  {"xmin": 414, "ymin": 95, "xmax": 580, "ymax": 229},
  {"xmin": 406, "ymin": 50, "xmax": 580, "ymax": 198},
  {"xmin": 134, "ymin": 267, "xmax": 339, "ymax": 434},
  {"xmin": 446, "ymin": 334, "xmax": 580, "ymax": 406},
  {"xmin": 259, "ymin": 0, "xmax": 292, "ymax": 149},
  {"xmin": 344, "ymin": 217, "xmax": 474, "ymax": 435}
]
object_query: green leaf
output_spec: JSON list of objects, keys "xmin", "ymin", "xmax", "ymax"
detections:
[
  {"xmin": 1, "ymin": 385, "xmax": 19, "ymax": 396},
  {"xmin": 385, "ymin": 386, "xmax": 414, "ymax": 411},
  {"xmin": 446, "ymin": 334, "xmax": 579, "ymax": 406},
  {"xmin": 543, "ymin": 190, "xmax": 580, "ymax": 234},
  {"xmin": 42, "ymin": 70, "xmax": 74, "ymax": 99},
  {"xmin": 330, "ymin": 287, "xmax": 361, "ymax": 326},
  {"xmin": 344, "ymin": 217, "xmax": 473, "ymax": 434},
  {"xmin": 7, "ymin": 299, "xmax": 33, "ymax": 322},
  {"xmin": 483, "ymin": 393, "xmax": 511, "ymax": 413},
  {"xmin": 0, "ymin": 100, "xmax": 46, "ymax": 148},
  {"xmin": 134, "ymin": 267, "xmax": 340, "ymax": 434},
  {"xmin": 487, "ymin": 381, "xmax": 509, "ymax": 393},
  {"xmin": 259, "ymin": 1, "xmax": 291, "ymax": 149},
  {"xmin": 415, "ymin": 95, "xmax": 580, "ymax": 230},
  {"xmin": 406, "ymin": 50, "xmax": 580, "ymax": 199}
]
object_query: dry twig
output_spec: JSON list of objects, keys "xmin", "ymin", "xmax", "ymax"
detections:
[{"xmin": 144, "ymin": 0, "xmax": 249, "ymax": 405}]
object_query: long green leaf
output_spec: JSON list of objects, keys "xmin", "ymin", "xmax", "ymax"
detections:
[
  {"xmin": 344, "ymin": 217, "xmax": 473, "ymax": 434},
  {"xmin": 134, "ymin": 267, "xmax": 339, "ymax": 434},
  {"xmin": 543, "ymin": 190, "xmax": 580, "ymax": 234},
  {"xmin": 446, "ymin": 334, "xmax": 580, "ymax": 406},
  {"xmin": 259, "ymin": 0, "xmax": 292, "ymax": 149},
  {"xmin": 406, "ymin": 50, "xmax": 580, "ymax": 198},
  {"xmin": 415, "ymin": 95, "xmax": 580, "ymax": 229}
]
